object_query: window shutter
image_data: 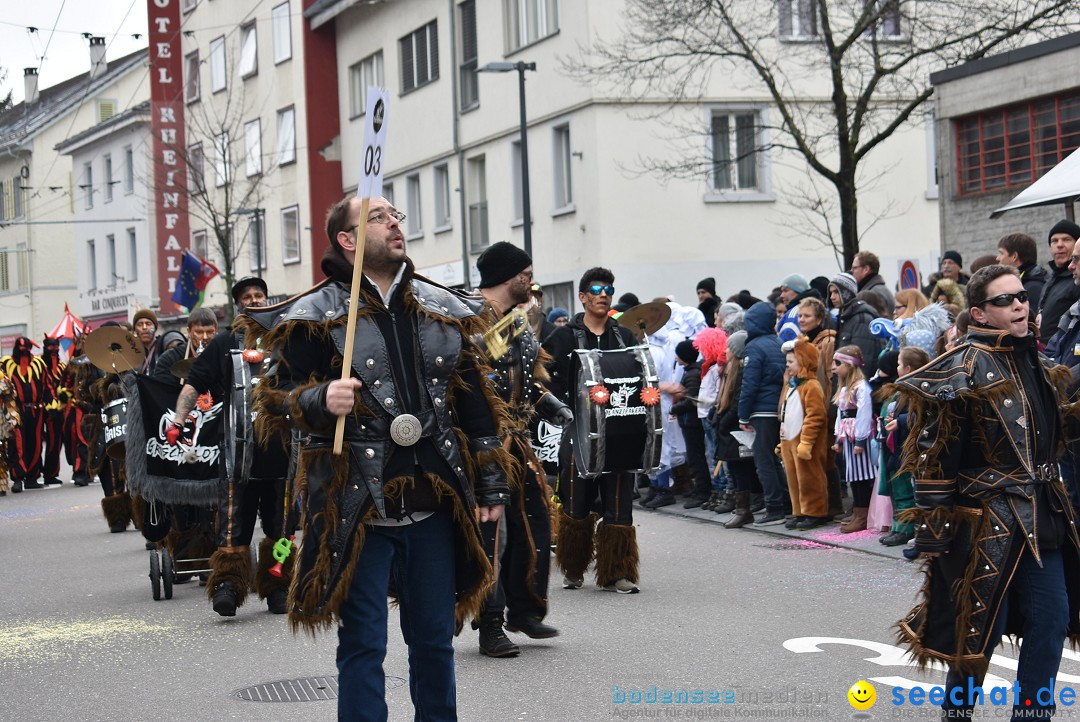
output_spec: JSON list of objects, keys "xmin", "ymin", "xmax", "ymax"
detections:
[
  {"xmin": 429, "ymin": 21, "xmax": 439, "ymax": 80},
  {"xmin": 401, "ymin": 34, "xmax": 415, "ymax": 91},
  {"xmin": 779, "ymin": 0, "xmax": 793, "ymax": 36},
  {"xmin": 98, "ymin": 100, "xmax": 116, "ymax": 122}
]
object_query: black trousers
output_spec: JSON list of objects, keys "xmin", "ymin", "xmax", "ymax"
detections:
[
  {"xmin": 680, "ymin": 421, "xmax": 711, "ymax": 497},
  {"xmin": 482, "ymin": 460, "xmax": 552, "ymax": 621},
  {"xmin": 8, "ymin": 408, "xmax": 43, "ymax": 482},
  {"xmin": 43, "ymin": 409, "xmax": 63, "ymax": 479},
  {"xmin": 216, "ymin": 477, "xmax": 287, "ymax": 548}
]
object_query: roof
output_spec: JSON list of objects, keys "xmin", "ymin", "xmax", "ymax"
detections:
[
  {"xmin": 931, "ymin": 32, "xmax": 1080, "ymax": 86},
  {"xmin": 0, "ymin": 48, "xmax": 147, "ymax": 154},
  {"xmin": 54, "ymin": 100, "xmax": 151, "ymax": 154}
]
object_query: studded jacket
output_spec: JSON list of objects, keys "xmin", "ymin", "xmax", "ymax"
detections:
[
  {"xmin": 246, "ymin": 262, "xmax": 513, "ymax": 632},
  {"xmin": 893, "ymin": 325, "xmax": 1080, "ymax": 674}
]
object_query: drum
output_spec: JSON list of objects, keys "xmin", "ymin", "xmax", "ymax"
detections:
[
  {"xmin": 570, "ymin": 345, "xmax": 662, "ymax": 479},
  {"xmin": 223, "ymin": 350, "xmax": 256, "ymax": 484},
  {"xmin": 102, "ymin": 398, "xmax": 128, "ymax": 460}
]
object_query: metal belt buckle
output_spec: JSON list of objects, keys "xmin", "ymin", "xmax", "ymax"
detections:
[
  {"xmin": 1038, "ymin": 463, "xmax": 1060, "ymax": 482},
  {"xmin": 390, "ymin": 413, "xmax": 422, "ymax": 447}
]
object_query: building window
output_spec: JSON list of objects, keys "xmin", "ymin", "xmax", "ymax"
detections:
[
  {"xmin": 956, "ymin": 92, "xmax": 1080, "ymax": 195},
  {"xmin": 124, "ymin": 145, "xmax": 134, "ymax": 194},
  {"xmin": 87, "ymin": 239, "xmax": 97, "ymax": 289},
  {"xmin": 0, "ymin": 251, "xmax": 9, "ymax": 292},
  {"xmin": 710, "ymin": 109, "xmax": 761, "ymax": 192},
  {"xmin": 349, "ymin": 51, "xmax": 384, "ymax": 118},
  {"xmin": 865, "ymin": 0, "xmax": 903, "ymax": 39},
  {"xmin": 468, "ymin": 155, "xmax": 488, "ymax": 253},
  {"xmin": 214, "ymin": 132, "xmax": 230, "ymax": 188},
  {"xmin": 553, "ymin": 124, "xmax": 573, "ymax": 209},
  {"xmin": 244, "ymin": 119, "xmax": 262, "ymax": 177},
  {"xmin": 210, "ymin": 36, "xmax": 227, "ymax": 93},
  {"xmin": 248, "ymin": 213, "xmax": 266, "ymax": 272},
  {"xmin": 185, "ymin": 51, "xmax": 200, "ymax": 103},
  {"xmin": 406, "ymin": 173, "xmax": 423, "ymax": 238},
  {"xmin": 189, "ymin": 143, "xmax": 205, "ymax": 193},
  {"xmin": 277, "ymin": 106, "xmax": 296, "ymax": 165},
  {"xmin": 83, "ymin": 162, "xmax": 94, "ymax": 209},
  {"xmin": 505, "ymin": 0, "xmax": 558, "ymax": 52},
  {"xmin": 192, "ymin": 229, "xmax": 209, "ymax": 260},
  {"xmin": 272, "ymin": 2, "xmax": 292, "ymax": 64},
  {"xmin": 281, "ymin": 205, "xmax": 300, "ymax": 264},
  {"xmin": 459, "ymin": 1, "xmax": 478, "ymax": 110},
  {"xmin": 104, "ymin": 154, "xmax": 114, "ymax": 203},
  {"xmin": 106, "ymin": 234, "xmax": 117, "ymax": 286},
  {"xmin": 383, "ymin": 181, "xmax": 395, "ymax": 206},
  {"xmin": 10, "ymin": 178, "xmax": 22, "ymax": 219},
  {"xmin": 0, "ymin": 181, "xmax": 6, "ymax": 222},
  {"xmin": 128, "ymin": 228, "xmax": 138, "ymax": 281},
  {"xmin": 181, "ymin": 0, "xmax": 197, "ymax": 12},
  {"xmin": 434, "ymin": 163, "xmax": 452, "ymax": 230},
  {"xmin": 239, "ymin": 22, "xmax": 258, "ymax": 79},
  {"xmin": 400, "ymin": 20, "xmax": 439, "ymax": 93},
  {"xmin": 780, "ymin": 0, "xmax": 817, "ymax": 40},
  {"xmin": 511, "ymin": 140, "xmax": 523, "ymax": 222}
]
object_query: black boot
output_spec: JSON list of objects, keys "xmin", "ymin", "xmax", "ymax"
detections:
[
  {"xmin": 638, "ymin": 487, "xmax": 659, "ymax": 507},
  {"xmin": 713, "ymin": 490, "xmax": 737, "ymax": 514},
  {"xmin": 478, "ymin": 614, "xmax": 520, "ymax": 657},
  {"xmin": 505, "ymin": 615, "xmax": 559, "ymax": 639},
  {"xmin": 212, "ymin": 581, "xmax": 238, "ymax": 617},
  {"xmin": 11, "ymin": 479, "xmax": 23, "ymax": 494}
]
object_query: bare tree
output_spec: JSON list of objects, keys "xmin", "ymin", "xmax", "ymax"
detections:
[
  {"xmin": 570, "ymin": 0, "xmax": 1080, "ymax": 266},
  {"xmin": 0, "ymin": 67, "xmax": 12, "ymax": 111}
]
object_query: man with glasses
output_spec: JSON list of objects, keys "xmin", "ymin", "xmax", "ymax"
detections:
[
  {"xmin": 850, "ymin": 251, "xmax": 894, "ymax": 313},
  {"xmin": 895, "ymin": 264, "xmax": 1080, "ymax": 721},
  {"xmin": 544, "ymin": 267, "xmax": 642, "ymax": 594},
  {"xmin": 246, "ymin": 195, "xmax": 512, "ymax": 721}
]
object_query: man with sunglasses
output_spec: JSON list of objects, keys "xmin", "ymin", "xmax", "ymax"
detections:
[
  {"xmin": 246, "ymin": 195, "xmax": 512, "ymax": 721},
  {"xmin": 894, "ymin": 264, "xmax": 1080, "ymax": 721},
  {"xmin": 543, "ymin": 267, "xmax": 642, "ymax": 594}
]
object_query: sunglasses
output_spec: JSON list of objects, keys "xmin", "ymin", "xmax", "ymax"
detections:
[
  {"xmin": 979, "ymin": 290, "xmax": 1028, "ymax": 307},
  {"xmin": 586, "ymin": 285, "xmax": 615, "ymax": 296}
]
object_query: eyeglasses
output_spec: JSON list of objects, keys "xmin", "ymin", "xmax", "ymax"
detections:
[
  {"xmin": 367, "ymin": 210, "xmax": 406, "ymax": 226},
  {"xmin": 518, "ymin": 270, "xmax": 534, "ymax": 281},
  {"xmin": 979, "ymin": 290, "xmax": 1028, "ymax": 307},
  {"xmin": 586, "ymin": 285, "xmax": 615, "ymax": 296}
]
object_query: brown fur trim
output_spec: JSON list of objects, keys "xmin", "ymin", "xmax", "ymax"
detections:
[
  {"xmin": 206, "ymin": 548, "xmax": 253, "ymax": 607},
  {"xmin": 128, "ymin": 493, "xmax": 142, "ymax": 530},
  {"xmin": 255, "ymin": 536, "xmax": 292, "ymax": 599},
  {"xmin": 476, "ymin": 445, "xmax": 521, "ymax": 492},
  {"xmin": 532, "ymin": 347, "xmax": 553, "ymax": 385},
  {"xmin": 165, "ymin": 525, "xmax": 217, "ymax": 572},
  {"xmin": 252, "ymin": 384, "xmax": 293, "ymax": 448},
  {"xmin": 594, "ymin": 523, "xmax": 640, "ymax": 585},
  {"xmin": 554, "ymin": 511, "xmax": 596, "ymax": 578},
  {"xmin": 894, "ymin": 617, "xmax": 990, "ymax": 677},
  {"xmin": 101, "ymin": 493, "xmax": 130, "ymax": 530}
]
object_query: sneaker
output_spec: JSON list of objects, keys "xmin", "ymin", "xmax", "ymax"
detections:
[
  {"xmin": 73, "ymin": 474, "xmax": 90, "ymax": 487},
  {"xmin": 795, "ymin": 516, "xmax": 830, "ymax": 531},
  {"xmin": 562, "ymin": 575, "xmax": 583, "ymax": 590},
  {"xmin": 212, "ymin": 581, "xmax": 238, "ymax": 617},
  {"xmin": 902, "ymin": 546, "xmax": 920, "ymax": 561},
  {"xmin": 44, "ymin": 477, "xmax": 61, "ymax": 486},
  {"xmin": 784, "ymin": 517, "xmax": 803, "ymax": 530},
  {"xmin": 645, "ymin": 493, "xmax": 676, "ymax": 509},
  {"xmin": 11, "ymin": 480, "xmax": 22, "ymax": 494},
  {"xmin": 23, "ymin": 479, "xmax": 43, "ymax": 490},
  {"xmin": 638, "ymin": 488, "xmax": 659, "ymax": 507},
  {"xmin": 600, "ymin": 578, "xmax": 639, "ymax": 594},
  {"xmin": 753, "ymin": 511, "xmax": 786, "ymax": 527},
  {"xmin": 266, "ymin": 589, "xmax": 288, "ymax": 614},
  {"xmin": 682, "ymin": 495, "xmax": 707, "ymax": 509},
  {"xmin": 505, "ymin": 616, "xmax": 559, "ymax": 639}
]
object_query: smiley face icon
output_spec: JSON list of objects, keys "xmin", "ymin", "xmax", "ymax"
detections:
[{"xmin": 848, "ymin": 680, "xmax": 876, "ymax": 710}]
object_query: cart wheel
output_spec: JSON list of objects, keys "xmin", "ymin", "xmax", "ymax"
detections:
[
  {"xmin": 162, "ymin": 548, "xmax": 175, "ymax": 600},
  {"xmin": 149, "ymin": 549, "xmax": 162, "ymax": 601}
]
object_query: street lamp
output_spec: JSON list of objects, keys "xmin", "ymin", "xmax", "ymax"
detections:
[{"xmin": 478, "ymin": 61, "xmax": 536, "ymax": 258}]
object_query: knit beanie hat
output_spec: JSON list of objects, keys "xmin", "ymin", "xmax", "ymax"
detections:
[
  {"xmin": 476, "ymin": 241, "xmax": 532, "ymax": 289},
  {"xmin": 727, "ymin": 330, "xmax": 748, "ymax": 359},
  {"xmin": 547, "ymin": 307, "xmax": 569, "ymax": 324},
  {"xmin": 675, "ymin": 339, "xmax": 699, "ymax": 365},
  {"xmin": 780, "ymin": 273, "xmax": 810, "ymax": 293},
  {"xmin": 133, "ymin": 308, "xmax": 158, "ymax": 329},
  {"xmin": 618, "ymin": 292, "xmax": 640, "ymax": 308},
  {"xmin": 829, "ymin": 272, "xmax": 858, "ymax": 304},
  {"xmin": 696, "ymin": 277, "xmax": 716, "ymax": 296},
  {"xmin": 942, "ymin": 250, "xmax": 963, "ymax": 266},
  {"xmin": 1049, "ymin": 219, "xmax": 1080, "ymax": 243}
]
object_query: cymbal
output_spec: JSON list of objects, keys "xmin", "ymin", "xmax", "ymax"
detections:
[
  {"xmin": 83, "ymin": 327, "xmax": 145, "ymax": 374},
  {"xmin": 617, "ymin": 301, "xmax": 671, "ymax": 341},
  {"xmin": 170, "ymin": 357, "xmax": 195, "ymax": 379}
]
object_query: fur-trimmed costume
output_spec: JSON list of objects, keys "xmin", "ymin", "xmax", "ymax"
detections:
[
  {"xmin": 778, "ymin": 337, "xmax": 828, "ymax": 519},
  {"xmin": 894, "ymin": 325, "xmax": 1080, "ymax": 681},
  {"xmin": 247, "ymin": 258, "xmax": 514, "ymax": 634}
]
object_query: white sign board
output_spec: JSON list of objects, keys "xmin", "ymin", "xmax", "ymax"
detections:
[{"xmin": 357, "ymin": 87, "xmax": 389, "ymax": 200}]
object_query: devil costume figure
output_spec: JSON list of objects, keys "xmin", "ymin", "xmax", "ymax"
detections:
[
  {"xmin": 41, "ymin": 337, "xmax": 67, "ymax": 486},
  {"xmin": 60, "ymin": 337, "xmax": 90, "ymax": 486},
  {"xmin": 894, "ymin": 265, "xmax": 1080, "ymax": 721},
  {"xmin": 247, "ymin": 196, "xmax": 513, "ymax": 720},
  {"xmin": 468, "ymin": 241, "xmax": 573, "ymax": 658},
  {"xmin": 1, "ymin": 337, "xmax": 48, "ymax": 492}
]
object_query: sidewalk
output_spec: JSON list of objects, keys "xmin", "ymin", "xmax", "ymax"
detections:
[{"xmin": 640, "ymin": 495, "xmax": 914, "ymax": 561}]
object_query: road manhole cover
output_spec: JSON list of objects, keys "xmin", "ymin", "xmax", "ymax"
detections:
[
  {"xmin": 754, "ymin": 540, "xmax": 832, "ymax": 551},
  {"xmin": 234, "ymin": 675, "xmax": 406, "ymax": 702}
]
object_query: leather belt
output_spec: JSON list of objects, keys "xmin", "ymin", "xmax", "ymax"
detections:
[{"xmin": 309, "ymin": 408, "xmax": 439, "ymax": 444}]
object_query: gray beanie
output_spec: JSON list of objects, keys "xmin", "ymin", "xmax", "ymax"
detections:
[
  {"xmin": 829, "ymin": 272, "xmax": 858, "ymax": 304},
  {"xmin": 727, "ymin": 330, "xmax": 748, "ymax": 359},
  {"xmin": 780, "ymin": 273, "xmax": 810, "ymax": 294}
]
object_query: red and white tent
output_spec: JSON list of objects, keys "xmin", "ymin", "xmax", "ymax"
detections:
[{"xmin": 47, "ymin": 304, "xmax": 87, "ymax": 360}]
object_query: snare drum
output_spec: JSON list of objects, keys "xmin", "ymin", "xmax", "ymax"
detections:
[
  {"xmin": 570, "ymin": 345, "xmax": 662, "ymax": 478},
  {"xmin": 102, "ymin": 398, "xmax": 128, "ymax": 460}
]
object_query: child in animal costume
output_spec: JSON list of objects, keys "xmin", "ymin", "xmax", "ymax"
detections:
[{"xmin": 778, "ymin": 336, "xmax": 829, "ymax": 530}]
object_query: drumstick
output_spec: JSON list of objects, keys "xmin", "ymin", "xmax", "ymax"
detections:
[{"xmin": 333, "ymin": 197, "xmax": 371, "ymax": 455}]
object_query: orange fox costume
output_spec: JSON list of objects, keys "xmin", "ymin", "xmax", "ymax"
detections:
[{"xmin": 778, "ymin": 337, "xmax": 829, "ymax": 519}]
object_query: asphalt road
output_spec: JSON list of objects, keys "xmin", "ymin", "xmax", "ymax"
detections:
[{"xmin": 4, "ymin": 480, "xmax": 1079, "ymax": 722}]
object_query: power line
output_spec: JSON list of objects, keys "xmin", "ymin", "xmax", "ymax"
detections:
[{"xmin": 37, "ymin": 0, "xmax": 68, "ymax": 78}]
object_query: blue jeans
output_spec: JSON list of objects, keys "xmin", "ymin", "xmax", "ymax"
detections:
[
  {"xmin": 943, "ymin": 547, "xmax": 1068, "ymax": 721},
  {"xmin": 336, "ymin": 512, "xmax": 457, "ymax": 722}
]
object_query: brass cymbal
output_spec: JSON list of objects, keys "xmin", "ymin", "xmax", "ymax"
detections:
[
  {"xmin": 170, "ymin": 357, "xmax": 195, "ymax": 379},
  {"xmin": 83, "ymin": 327, "xmax": 145, "ymax": 374},
  {"xmin": 617, "ymin": 301, "xmax": 671, "ymax": 341}
]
